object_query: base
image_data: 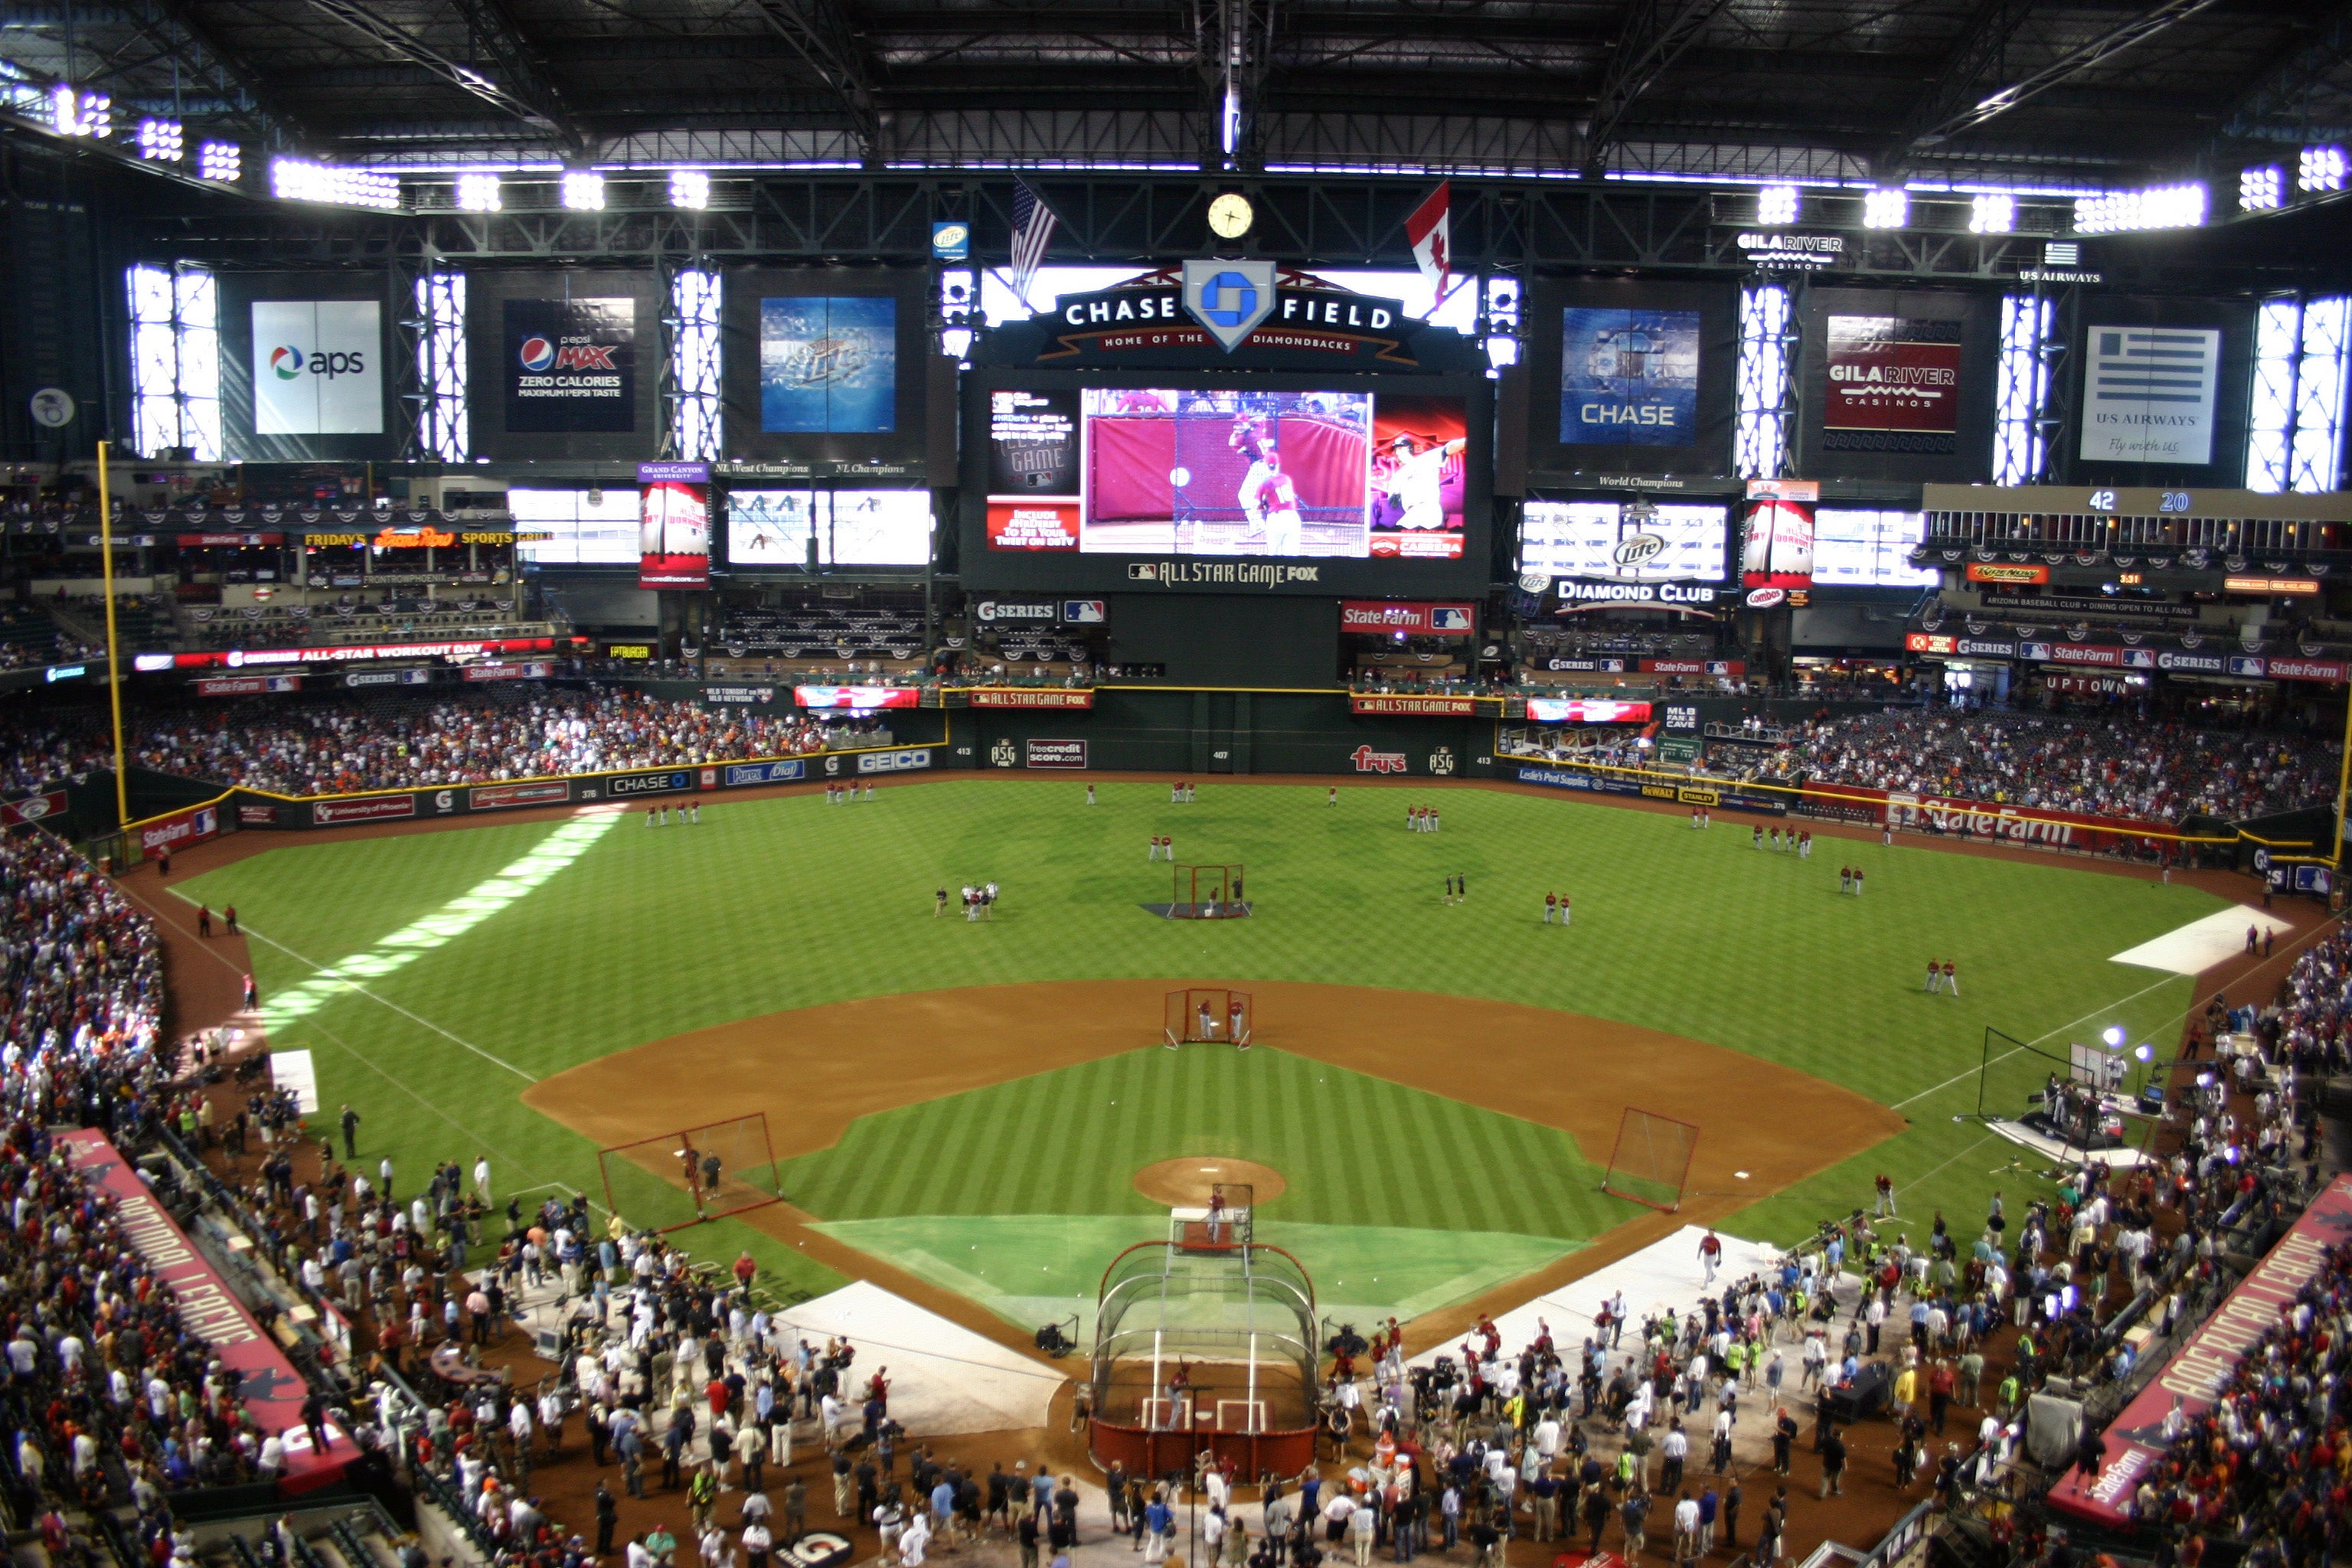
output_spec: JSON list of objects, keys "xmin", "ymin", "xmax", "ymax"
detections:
[{"xmin": 1145, "ymin": 900, "xmax": 1255, "ymax": 920}]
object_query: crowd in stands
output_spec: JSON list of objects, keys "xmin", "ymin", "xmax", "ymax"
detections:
[
  {"xmin": 1751, "ymin": 710, "xmax": 2337, "ymax": 824},
  {"xmin": 1, "ymin": 688, "xmax": 898, "ymax": 799}
]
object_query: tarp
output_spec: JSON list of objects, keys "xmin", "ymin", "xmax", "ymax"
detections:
[
  {"xmin": 2045, "ymin": 1173, "xmax": 2352, "ymax": 1527},
  {"xmin": 57, "ymin": 1129, "xmax": 350, "ymax": 1491}
]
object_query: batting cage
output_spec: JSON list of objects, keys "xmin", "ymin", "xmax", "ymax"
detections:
[
  {"xmin": 1162, "ymin": 862, "xmax": 1249, "ymax": 920},
  {"xmin": 598, "ymin": 1112, "xmax": 783, "ymax": 1233},
  {"xmin": 1165, "ymin": 987, "xmax": 1254, "ymax": 1048},
  {"xmin": 1602, "ymin": 1105, "xmax": 1700, "ymax": 1211}
]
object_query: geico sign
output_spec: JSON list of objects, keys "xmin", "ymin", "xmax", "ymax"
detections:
[{"xmin": 1557, "ymin": 580, "xmax": 1717, "ymax": 604}]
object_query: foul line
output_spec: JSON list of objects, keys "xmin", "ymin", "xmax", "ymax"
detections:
[{"xmin": 1890, "ymin": 914, "xmax": 2342, "ymax": 1112}]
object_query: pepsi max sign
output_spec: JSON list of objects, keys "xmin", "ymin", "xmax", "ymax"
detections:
[{"xmin": 504, "ymin": 296, "xmax": 637, "ymax": 433}]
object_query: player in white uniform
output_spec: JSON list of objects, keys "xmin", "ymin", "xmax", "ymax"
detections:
[
  {"xmin": 1380, "ymin": 433, "xmax": 1467, "ymax": 531},
  {"xmin": 1236, "ymin": 443, "xmax": 1305, "ymax": 556}
]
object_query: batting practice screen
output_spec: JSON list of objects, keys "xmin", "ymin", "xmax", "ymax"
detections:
[
  {"xmin": 1602, "ymin": 1105, "xmax": 1700, "ymax": 1211},
  {"xmin": 1165, "ymin": 988, "xmax": 1254, "ymax": 1048},
  {"xmin": 599, "ymin": 1112, "xmax": 783, "ymax": 1232}
]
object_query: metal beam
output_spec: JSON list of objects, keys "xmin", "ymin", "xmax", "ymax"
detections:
[
  {"xmin": 1582, "ymin": 0, "xmax": 1739, "ymax": 168},
  {"xmin": 1901, "ymin": 0, "xmax": 2225, "ymax": 152},
  {"xmin": 1886, "ymin": 0, "xmax": 2038, "ymax": 163},
  {"xmin": 2216, "ymin": 0, "xmax": 2352, "ymax": 142},
  {"xmin": 299, "ymin": 0, "xmax": 585, "ymax": 154},
  {"xmin": 38, "ymin": 0, "xmax": 303, "ymax": 147},
  {"xmin": 1198, "ymin": 0, "xmax": 1274, "ymax": 169},
  {"xmin": 744, "ymin": 0, "xmax": 882, "ymax": 162}
]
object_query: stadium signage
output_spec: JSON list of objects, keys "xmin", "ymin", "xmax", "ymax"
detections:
[
  {"xmin": 1735, "ymin": 232, "xmax": 1845, "ymax": 270},
  {"xmin": 795, "ymin": 684, "xmax": 922, "ymax": 710},
  {"xmin": 2223, "ymin": 574, "xmax": 2320, "ymax": 596},
  {"xmin": 181, "ymin": 532, "xmax": 283, "ymax": 546},
  {"xmin": 1039, "ymin": 270, "xmax": 1421, "ymax": 365},
  {"xmin": 2034, "ymin": 595, "xmax": 2199, "ymax": 622},
  {"xmin": 1126, "ymin": 561, "xmax": 1323, "ymax": 589},
  {"xmin": 344, "ymin": 668, "xmax": 432, "ymax": 687},
  {"xmin": 974, "ymin": 599, "xmax": 1057, "ymax": 623},
  {"xmin": 462, "ymin": 662, "xmax": 551, "ymax": 682},
  {"xmin": 370, "ymin": 526, "xmax": 455, "ymax": 548},
  {"xmin": 2050, "ymin": 1174, "xmax": 2352, "ymax": 1527},
  {"xmin": 1340, "ymin": 601, "xmax": 1476, "ymax": 635},
  {"xmin": 0, "ymin": 791, "xmax": 66, "ymax": 826},
  {"xmin": 195, "ymin": 675, "xmax": 302, "ymax": 696},
  {"xmin": 1527, "ymin": 698, "xmax": 1652, "ymax": 724},
  {"xmin": 969, "ymin": 688, "xmax": 1096, "ymax": 709},
  {"xmin": 1965, "ymin": 562, "xmax": 2048, "ymax": 585},
  {"xmin": 1886, "ymin": 792, "xmax": 2164, "ymax": 850},
  {"xmin": 856, "ymin": 748, "xmax": 933, "ymax": 773},
  {"xmin": 168, "ymin": 636, "xmax": 557, "ymax": 668},
  {"xmin": 1743, "ymin": 587, "xmax": 1786, "ymax": 609},
  {"xmin": 237, "ymin": 805, "xmax": 279, "ymax": 826},
  {"xmin": 722, "ymin": 760, "xmax": 808, "ymax": 787},
  {"xmin": 2019, "ymin": 642, "xmax": 2156, "ymax": 670},
  {"xmin": 1905, "ymin": 633, "xmax": 1955, "ymax": 655},
  {"xmin": 1350, "ymin": 745, "xmax": 1410, "ymax": 773},
  {"xmin": 1556, "ymin": 580, "xmax": 1721, "ymax": 605},
  {"xmin": 469, "ymin": 781, "xmax": 573, "ymax": 812},
  {"xmin": 1541, "ymin": 658, "xmax": 1626, "ymax": 672},
  {"xmin": 1351, "ymin": 694, "xmax": 1479, "ymax": 716},
  {"xmin": 2156, "ymin": 648, "xmax": 2230, "ymax": 674},
  {"xmin": 312, "ymin": 795, "xmax": 416, "ymax": 825},
  {"xmin": 605, "ymin": 770, "xmax": 692, "ymax": 797},
  {"xmin": 700, "ymin": 685, "xmax": 777, "ymax": 706},
  {"xmin": 2267, "ymin": 657, "xmax": 2349, "ymax": 683},
  {"xmin": 1642, "ymin": 658, "xmax": 1743, "ymax": 676},
  {"xmin": 139, "ymin": 804, "xmax": 218, "ymax": 854},
  {"xmin": 1024, "ymin": 740, "xmax": 1089, "ymax": 769}
]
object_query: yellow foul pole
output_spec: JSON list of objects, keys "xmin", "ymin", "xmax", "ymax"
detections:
[{"xmin": 96, "ymin": 441, "xmax": 129, "ymax": 841}]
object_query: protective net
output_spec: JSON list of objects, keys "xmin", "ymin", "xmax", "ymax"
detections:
[
  {"xmin": 1165, "ymin": 987, "xmax": 1254, "ymax": 1047},
  {"xmin": 1602, "ymin": 1105, "xmax": 1700, "ymax": 1211},
  {"xmin": 598, "ymin": 1113, "xmax": 782, "ymax": 1233}
]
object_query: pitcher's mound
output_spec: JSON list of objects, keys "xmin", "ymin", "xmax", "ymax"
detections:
[{"xmin": 1133, "ymin": 1157, "xmax": 1287, "ymax": 1207}]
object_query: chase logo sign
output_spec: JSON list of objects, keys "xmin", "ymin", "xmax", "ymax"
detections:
[
  {"xmin": 1182, "ymin": 259, "xmax": 1278, "ymax": 352},
  {"xmin": 609, "ymin": 770, "xmax": 691, "ymax": 797}
]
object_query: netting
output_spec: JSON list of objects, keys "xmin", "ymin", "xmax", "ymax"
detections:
[
  {"xmin": 1602, "ymin": 1105, "xmax": 1700, "ymax": 1211},
  {"xmin": 599, "ymin": 1113, "xmax": 782, "ymax": 1233},
  {"xmin": 1093, "ymin": 1240, "xmax": 1317, "ymax": 1428},
  {"xmin": 1165, "ymin": 863, "xmax": 1246, "ymax": 920},
  {"xmin": 1165, "ymin": 988, "xmax": 1253, "ymax": 1047}
]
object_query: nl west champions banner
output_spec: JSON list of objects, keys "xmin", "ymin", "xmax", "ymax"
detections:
[
  {"xmin": 251, "ymin": 301, "xmax": 383, "ymax": 435},
  {"xmin": 505, "ymin": 297, "xmax": 637, "ymax": 433},
  {"xmin": 1560, "ymin": 308, "xmax": 1699, "ymax": 446},
  {"xmin": 2079, "ymin": 326, "xmax": 2221, "ymax": 466},
  {"xmin": 760, "ymin": 296, "xmax": 897, "ymax": 433}
]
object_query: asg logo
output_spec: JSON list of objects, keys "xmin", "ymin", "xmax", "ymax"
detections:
[
  {"xmin": 1350, "ymin": 745, "xmax": 1408, "ymax": 774},
  {"xmin": 520, "ymin": 338, "xmax": 618, "ymax": 371},
  {"xmin": 989, "ymin": 739, "xmax": 1017, "ymax": 769},
  {"xmin": 1428, "ymin": 746, "xmax": 1456, "ymax": 776},
  {"xmin": 270, "ymin": 345, "xmax": 366, "ymax": 379}
]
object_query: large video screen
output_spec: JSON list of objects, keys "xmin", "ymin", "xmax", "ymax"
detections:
[
  {"xmin": 984, "ymin": 387, "xmax": 1468, "ymax": 560},
  {"xmin": 728, "ymin": 489, "xmax": 930, "ymax": 568},
  {"xmin": 639, "ymin": 463, "xmax": 710, "ymax": 589},
  {"xmin": 1813, "ymin": 508, "xmax": 1938, "ymax": 587},
  {"xmin": 511, "ymin": 488, "xmax": 640, "ymax": 565},
  {"xmin": 1519, "ymin": 500, "xmax": 1727, "ymax": 581}
]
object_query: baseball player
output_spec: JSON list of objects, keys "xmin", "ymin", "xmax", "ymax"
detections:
[
  {"xmin": 1926, "ymin": 959, "xmax": 1942, "ymax": 994},
  {"xmin": 934, "ymin": 887, "xmax": 947, "ymax": 916},
  {"xmin": 1086, "ymin": 784, "xmax": 1097, "ymax": 805},
  {"xmin": 1227, "ymin": 997, "xmax": 1246, "ymax": 1042},
  {"xmin": 1236, "ymin": 441, "xmax": 1306, "ymax": 556},
  {"xmin": 1377, "ymin": 431, "xmax": 1466, "ymax": 531},
  {"xmin": 1328, "ymin": 786, "xmax": 1337, "ymax": 806},
  {"xmin": 1544, "ymin": 891, "xmax": 1558, "ymax": 924},
  {"xmin": 1942, "ymin": 961, "xmax": 1958, "ymax": 996},
  {"xmin": 1198, "ymin": 998, "xmax": 1217, "ymax": 1040},
  {"xmin": 1753, "ymin": 825, "xmax": 1763, "ymax": 849},
  {"xmin": 1840, "ymin": 867, "xmax": 1852, "ymax": 894},
  {"xmin": 1559, "ymin": 892, "xmax": 1572, "ymax": 928},
  {"xmin": 1853, "ymin": 868, "xmax": 1865, "ymax": 895}
]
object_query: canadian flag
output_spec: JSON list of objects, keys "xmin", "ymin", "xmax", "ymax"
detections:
[{"xmin": 1403, "ymin": 180, "xmax": 1452, "ymax": 296}]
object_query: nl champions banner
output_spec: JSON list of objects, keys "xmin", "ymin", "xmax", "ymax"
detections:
[
  {"xmin": 2079, "ymin": 326, "xmax": 2221, "ymax": 466},
  {"xmin": 506, "ymin": 297, "xmax": 637, "ymax": 433},
  {"xmin": 251, "ymin": 302, "xmax": 382, "ymax": 435},
  {"xmin": 1560, "ymin": 309, "xmax": 1698, "ymax": 446},
  {"xmin": 760, "ymin": 296, "xmax": 897, "ymax": 433}
]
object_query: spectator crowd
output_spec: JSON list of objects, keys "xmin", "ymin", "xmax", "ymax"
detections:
[{"xmin": 1751, "ymin": 710, "xmax": 2337, "ymax": 825}]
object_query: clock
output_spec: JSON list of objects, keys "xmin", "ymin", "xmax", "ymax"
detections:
[{"xmin": 1207, "ymin": 192, "xmax": 1254, "ymax": 240}]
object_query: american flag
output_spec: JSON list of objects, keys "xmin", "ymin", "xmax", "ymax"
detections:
[{"xmin": 1009, "ymin": 178, "xmax": 1058, "ymax": 309}]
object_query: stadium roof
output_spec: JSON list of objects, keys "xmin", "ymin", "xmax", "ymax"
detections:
[{"xmin": 2, "ymin": 0, "xmax": 2347, "ymax": 191}]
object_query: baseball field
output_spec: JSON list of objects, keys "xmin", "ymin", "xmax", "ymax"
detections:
[{"xmin": 174, "ymin": 776, "xmax": 2223, "ymax": 1338}]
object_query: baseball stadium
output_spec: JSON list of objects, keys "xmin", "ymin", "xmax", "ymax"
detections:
[{"xmin": 2, "ymin": 18, "xmax": 2351, "ymax": 1568}]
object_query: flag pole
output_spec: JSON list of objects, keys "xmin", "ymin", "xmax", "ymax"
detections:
[{"xmin": 96, "ymin": 440, "xmax": 129, "ymax": 841}]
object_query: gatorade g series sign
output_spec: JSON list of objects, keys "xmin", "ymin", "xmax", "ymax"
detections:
[{"xmin": 505, "ymin": 297, "xmax": 637, "ymax": 433}]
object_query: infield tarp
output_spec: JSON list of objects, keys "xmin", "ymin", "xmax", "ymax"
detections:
[
  {"xmin": 57, "ymin": 1129, "xmax": 351, "ymax": 1491},
  {"xmin": 2045, "ymin": 1174, "xmax": 2352, "ymax": 1527}
]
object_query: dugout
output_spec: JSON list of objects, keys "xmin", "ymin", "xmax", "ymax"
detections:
[{"xmin": 1088, "ymin": 1233, "xmax": 1319, "ymax": 1478}]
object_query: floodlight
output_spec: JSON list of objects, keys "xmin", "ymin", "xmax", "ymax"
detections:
[
  {"xmin": 1757, "ymin": 185, "xmax": 1799, "ymax": 226},
  {"xmin": 271, "ymin": 157, "xmax": 399, "ymax": 210},
  {"xmin": 136, "ymin": 118, "xmax": 184, "ymax": 162},
  {"xmin": 2133, "ymin": 1044, "xmax": 2153, "ymax": 1062},
  {"xmin": 2240, "ymin": 166, "xmax": 2285, "ymax": 212},
  {"xmin": 669, "ymin": 169, "xmax": 710, "ymax": 210},
  {"xmin": 456, "ymin": 172, "xmax": 502, "ymax": 212},
  {"xmin": 1862, "ymin": 188, "xmax": 1909, "ymax": 229},
  {"xmin": 2299, "ymin": 145, "xmax": 2346, "ymax": 194},
  {"xmin": 2102, "ymin": 1024, "xmax": 2125, "ymax": 1048},
  {"xmin": 197, "ymin": 142, "xmax": 242, "ymax": 182},
  {"xmin": 2073, "ymin": 182, "xmax": 2206, "ymax": 234},
  {"xmin": 561, "ymin": 171, "xmax": 605, "ymax": 211},
  {"xmin": 1968, "ymin": 194, "xmax": 2014, "ymax": 234}
]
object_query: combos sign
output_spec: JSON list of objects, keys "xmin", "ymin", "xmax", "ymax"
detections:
[
  {"xmin": 1340, "ymin": 601, "xmax": 1476, "ymax": 635},
  {"xmin": 1351, "ymin": 694, "xmax": 1480, "ymax": 716},
  {"xmin": 1886, "ymin": 792, "xmax": 2165, "ymax": 852},
  {"xmin": 969, "ymin": 688, "xmax": 1096, "ymax": 709},
  {"xmin": 506, "ymin": 296, "xmax": 636, "ymax": 433},
  {"xmin": 0, "ymin": 791, "xmax": 67, "ymax": 827},
  {"xmin": 1024, "ymin": 740, "xmax": 1089, "ymax": 769},
  {"xmin": 1965, "ymin": 562, "xmax": 2049, "ymax": 586},
  {"xmin": 795, "ymin": 684, "xmax": 923, "ymax": 710},
  {"xmin": 312, "ymin": 795, "xmax": 416, "ymax": 825},
  {"xmin": 140, "ymin": 805, "xmax": 219, "ymax": 855},
  {"xmin": 2050, "ymin": 1175, "xmax": 2352, "ymax": 1527},
  {"xmin": 1822, "ymin": 316, "xmax": 1962, "ymax": 454},
  {"xmin": 470, "ymin": 781, "xmax": 573, "ymax": 812},
  {"xmin": 1526, "ymin": 698, "xmax": 1651, "ymax": 724},
  {"xmin": 252, "ymin": 301, "xmax": 382, "ymax": 436}
]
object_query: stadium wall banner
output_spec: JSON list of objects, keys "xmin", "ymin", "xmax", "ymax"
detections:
[
  {"xmin": 1525, "ymin": 698, "xmax": 1651, "ymax": 723},
  {"xmin": 1351, "ymin": 694, "xmax": 1481, "ymax": 716},
  {"xmin": 1541, "ymin": 657, "xmax": 1627, "ymax": 672},
  {"xmin": 0, "ymin": 790, "xmax": 67, "ymax": 826},
  {"xmin": 251, "ymin": 300, "xmax": 383, "ymax": 436},
  {"xmin": 139, "ymin": 804, "xmax": 220, "ymax": 855},
  {"xmin": 1555, "ymin": 580, "xmax": 1725, "ymax": 607},
  {"xmin": 1965, "ymin": 562, "xmax": 2050, "ymax": 585},
  {"xmin": 2017, "ymin": 642, "xmax": 2157, "ymax": 670},
  {"xmin": 1004, "ymin": 271, "xmax": 1451, "ymax": 369},
  {"xmin": 599, "ymin": 769, "xmax": 693, "ymax": 799},
  {"xmin": 157, "ymin": 636, "xmax": 559, "ymax": 669},
  {"xmin": 1339, "ymin": 601, "xmax": 1477, "ymax": 635},
  {"xmin": 2263, "ymin": 657, "xmax": 2348, "ymax": 684},
  {"xmin": 196, "ymin": 675, "xmax": 302, "ymax": 696},
  {"xmin": 237, "ymin": 803, "xmax": 281, "ymax": 827},
  {"xmin": 1821, "ymin": 315, "xmax": 1962, "ymax": 453},
  {"xmin": 1024, "ymin": 740, "xmax": 1089, "ymax": 769},
  {"xmin": 969, "ymin": 688, "xmax": 1096, "ymax": 708},
  {"xmin": 854, "ymin": 747, "xmax": 933, "ymax": 774},
  {"xmin": 57, "ymin": 1129, "xmax": 350, "ymax": 1490},
  {"xmin": 462, "ymin": 662, "xmax": 552, "ymax": 682},
  {"xmin": 1641, "ymin": 658, "xmax": 1745, "ymax": 677},
  {"xmin": 639, "ymin": 462, "xmax": 711, "ymax": 589},
  {"xmin": 2079, "ymin": 325, "xmax": 2221, "ymax": 466},
  {"xmin": 719, "ymin": 759, "xmax": 808, "ymax": 788},
  {"xmin": 312, "ymin": 795, "xmax": 417, "ymax": 825},
  {"xmin": 1885, "ymin": 792, "xmax": 2166, "ymax": 851},
  {"xmin": 1904, "ymin": 633, "xmax": 2021, "ymax": 658},
  {"xmin": 1560, "ymin": 307, "xmax": 1700, "ymax": 445},
  {"xmin": 2156, "ymin": 648, "xmax": 2231, "ymax": 674},
  {"xmin": 699, "ymin": 684, "xmax": 779, "ymax": 707},
  {"xmin": 2048, "ymin": 1174, "xmax": 2352, "ymax": 1527},
  {"xmin": 505, "ymin": 296, "xmax": 637, "ymax": 433},
  {"xmin": 469, "ymin": 781, "xmax": 574, "ymax": 812},
  {"xmin": 795, "ymin": 684, "xmax": 923, "ymax": 709}
]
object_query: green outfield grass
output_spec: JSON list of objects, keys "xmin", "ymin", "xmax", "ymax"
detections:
[{"xmin": 177, "ymin": 777, "xmax": 2226, "ymax": 1308}]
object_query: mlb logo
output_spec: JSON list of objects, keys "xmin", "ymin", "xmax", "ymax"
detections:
[
  {"xmin": 1429, "ymin": 606, "xmax": 1472, "ymax": 632},
  {"xmin": 1063, "ymin": 599, "xmax": 1106, "ymax": 623},
  {"xmin": 1127, "ymin": 563, "xmax": 1160, "ymax": 581}
]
